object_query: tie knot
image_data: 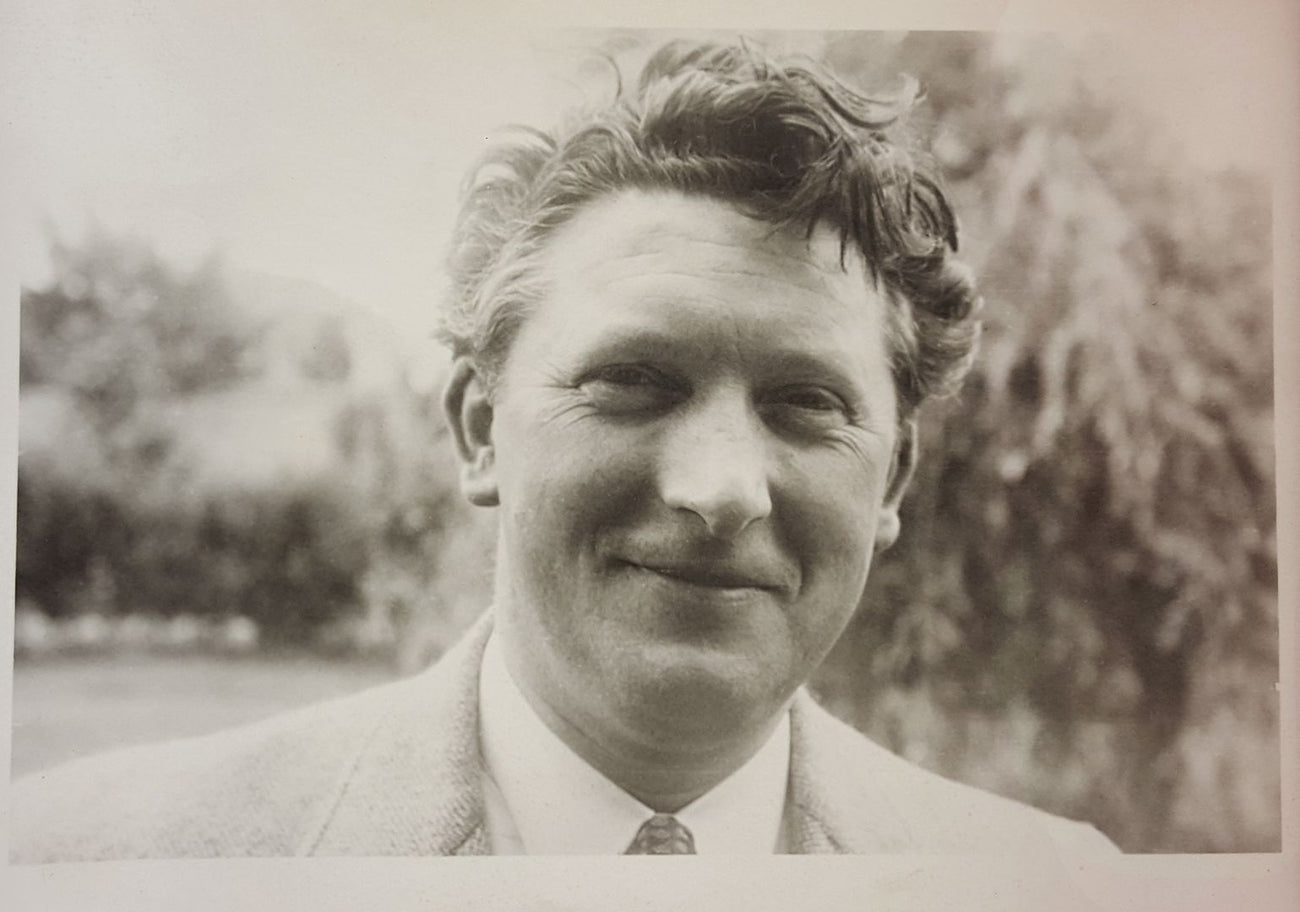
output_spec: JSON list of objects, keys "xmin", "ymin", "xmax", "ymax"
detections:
[{"xmin": 624, "ymin": 814, "xmax": 697, "ymax": 855}]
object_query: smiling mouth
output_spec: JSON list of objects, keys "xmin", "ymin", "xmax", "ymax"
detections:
[{"xmin": 625, "ymin": 560, "xmax": 780, "ymax": 592}]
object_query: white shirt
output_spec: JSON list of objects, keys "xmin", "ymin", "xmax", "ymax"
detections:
[{"xmin": 477, "ymin": 632, "xmax": 791, "ymax": 854}]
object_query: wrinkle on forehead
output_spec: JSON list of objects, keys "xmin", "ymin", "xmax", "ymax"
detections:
[{"xmin": 545, "ymin": 190, "xmax": 869, "ymax": 305}]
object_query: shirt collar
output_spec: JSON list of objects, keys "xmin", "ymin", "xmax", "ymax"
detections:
[{"xmin": 477, "ymin": 631, "xmax": 790, "ymax": 854}]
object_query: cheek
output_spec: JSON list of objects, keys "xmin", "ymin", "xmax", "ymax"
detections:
[
  {"xmin": 495, "ymin": 420, "xmax": 650, "ymax": 562},
  {"xmin": 781, "ymin": 506, "xmax": 876, "ymax": 668},
  {"xmin": 779, "ymin": 453, "xmax": 886, "ymax": 600}
]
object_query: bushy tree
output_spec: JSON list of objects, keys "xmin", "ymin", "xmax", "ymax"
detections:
[
  {"xmin": 20, "ymin": 230, "xmax": 252, "ymax": 425},
  {"xmin": 16, "ymin": 235, "xmax": 375, "ymax": 643},
  {"xmin": 811, "ymin": 32, "xmax": 1276, "ymax": 852}
]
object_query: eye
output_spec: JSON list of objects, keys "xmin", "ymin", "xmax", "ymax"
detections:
[
  {"xmin": 589, "ymin": 364, "xmax": 662, "ymax": 387},
  {"xmin": 579, "ymin": 364, "xmax": 684, "ymax": 414},
  {"xmin": 762, "ymin": 384, "xmax": 853, "ymax": 431},
  {"xmin": 776, "ymin": 385, "xmax": 845, "ymax": 412}
]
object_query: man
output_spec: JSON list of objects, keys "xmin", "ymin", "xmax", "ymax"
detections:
[{"xmin": 11, "ymin": 39, "xmax": 1116, "ymax": 859}]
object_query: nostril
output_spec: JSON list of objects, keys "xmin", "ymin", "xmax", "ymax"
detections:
[{"xmin": 700, "ymin": 491, "xmax": 771, "ymax": 539}]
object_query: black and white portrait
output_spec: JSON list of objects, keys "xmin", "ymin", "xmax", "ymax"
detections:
[{"xmin": 3, "ymin": 3, "xmax": 1295, "ymax": 909}]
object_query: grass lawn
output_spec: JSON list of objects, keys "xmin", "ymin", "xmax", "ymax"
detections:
[{"xmin": 11, "ymin": 653, "xmax": 395, "ymax": 779}]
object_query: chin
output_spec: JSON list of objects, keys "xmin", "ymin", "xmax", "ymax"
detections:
[{"xmin": 611, "ymin": 641, "xmax": 791, "ymax": 740}]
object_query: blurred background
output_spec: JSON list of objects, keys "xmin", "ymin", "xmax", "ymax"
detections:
[{"xmin": 6, "ymin": 12, "xmax": 1280, "ymax": 854}]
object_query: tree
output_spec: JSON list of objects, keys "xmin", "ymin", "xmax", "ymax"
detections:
[{"xmin": 813, "ymin": 31, "xmax": 1275, "ymax": 851}]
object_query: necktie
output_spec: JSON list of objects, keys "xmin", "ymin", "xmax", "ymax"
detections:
[{"xmin": 624, "ymin": 814, "xmax": 697, "ymax": 854}]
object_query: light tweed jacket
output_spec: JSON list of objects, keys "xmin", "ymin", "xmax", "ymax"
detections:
[{"xmin": 10, "ymin": 615, "xmax": 1117, "ymax": 861}]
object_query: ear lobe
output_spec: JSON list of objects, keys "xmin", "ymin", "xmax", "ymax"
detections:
[
  {"xmin": 875, "ymin": 418, "xmax": 917, "ymax": 551},
  {"xmin": 442, "ymin": 356, "xmax": 500, "ymax": 507}
]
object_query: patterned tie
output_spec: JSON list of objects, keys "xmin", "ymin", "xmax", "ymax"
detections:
[{"xmin": 624, "ymin": 814, "xmax": 698, "ymax": 854}]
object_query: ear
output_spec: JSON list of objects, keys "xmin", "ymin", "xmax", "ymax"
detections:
[
  {"xmin": 442, "ymin": 356, "xmax": 500, "ymax": 507},
  {"xmin": 875, "ymin": 417, "xmax": 917, "ymax": 551}
]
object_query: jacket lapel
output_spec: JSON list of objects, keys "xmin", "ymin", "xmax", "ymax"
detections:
[
  {"xmin": 309, "ymin": 614, "xmax": 495, "ymax": 856},
  {"xmin": 785, "ymin": 690, "xmax": 913, "ymax": 854}
]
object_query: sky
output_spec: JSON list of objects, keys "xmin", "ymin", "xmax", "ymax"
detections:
[{"xmin": 1, "ymin": 0, "xmax": 1293, "ymax": 343}]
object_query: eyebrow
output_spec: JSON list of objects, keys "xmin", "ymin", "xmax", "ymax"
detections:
[{"xmin": 573, "ymin": 324, "xmax": 873, "ymax": 393}]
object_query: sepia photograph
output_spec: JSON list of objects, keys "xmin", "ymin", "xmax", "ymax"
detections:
[{"xmin": 2, "ymin": 1, "xmax": 1296, "ymax": 908}]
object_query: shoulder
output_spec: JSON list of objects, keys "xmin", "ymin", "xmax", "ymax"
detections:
[
  {"xmin": 789, "ymin": 692, "xmax": 1120, "ymax": 854},
  {"xmin": 10, "ymin": 667, "xmax": 432, "ymax": 862}
]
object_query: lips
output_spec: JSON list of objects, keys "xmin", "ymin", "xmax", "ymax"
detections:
[{"xmin": 621, "ymin": 558, "xmax": 785, "ymax": 592}]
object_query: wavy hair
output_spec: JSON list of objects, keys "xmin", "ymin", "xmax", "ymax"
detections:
[{"xmin": 441, "ymin": 39, "xmax": 982, "ymax": 419}]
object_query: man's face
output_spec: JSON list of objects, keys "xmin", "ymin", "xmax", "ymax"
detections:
[{"xmin": 458, "ymin": 189, "xmax": 908, "ymax": 752}]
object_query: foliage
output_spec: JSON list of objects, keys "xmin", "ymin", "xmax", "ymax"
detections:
[
  {"xmin": 17, "ymin": 239, "xmax": 376, "ymax": 645},
  {"xmin": 20, "ymin": 231, "xmax": 252, "ymax": 424},
  {"xmin": 810, "ymin": 32, "xmax": 1276, "ymax": 852},
  {"xmin": 334, "ymin": 388, "xmax": 496, "ymax": 670}
]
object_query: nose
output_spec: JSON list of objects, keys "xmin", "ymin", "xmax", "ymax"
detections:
[{"xmin": 658, "ymin": 389, "xmax": 773, "ymax": 539}]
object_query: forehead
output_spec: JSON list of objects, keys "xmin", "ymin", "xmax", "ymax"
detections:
[
  {"xmin": 543, "ymin": 190, "xmax": 861, "ymax": 298},
  {"xmin": 526, "ymin": 191, "xmax": 889, "ymax": 359}
]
